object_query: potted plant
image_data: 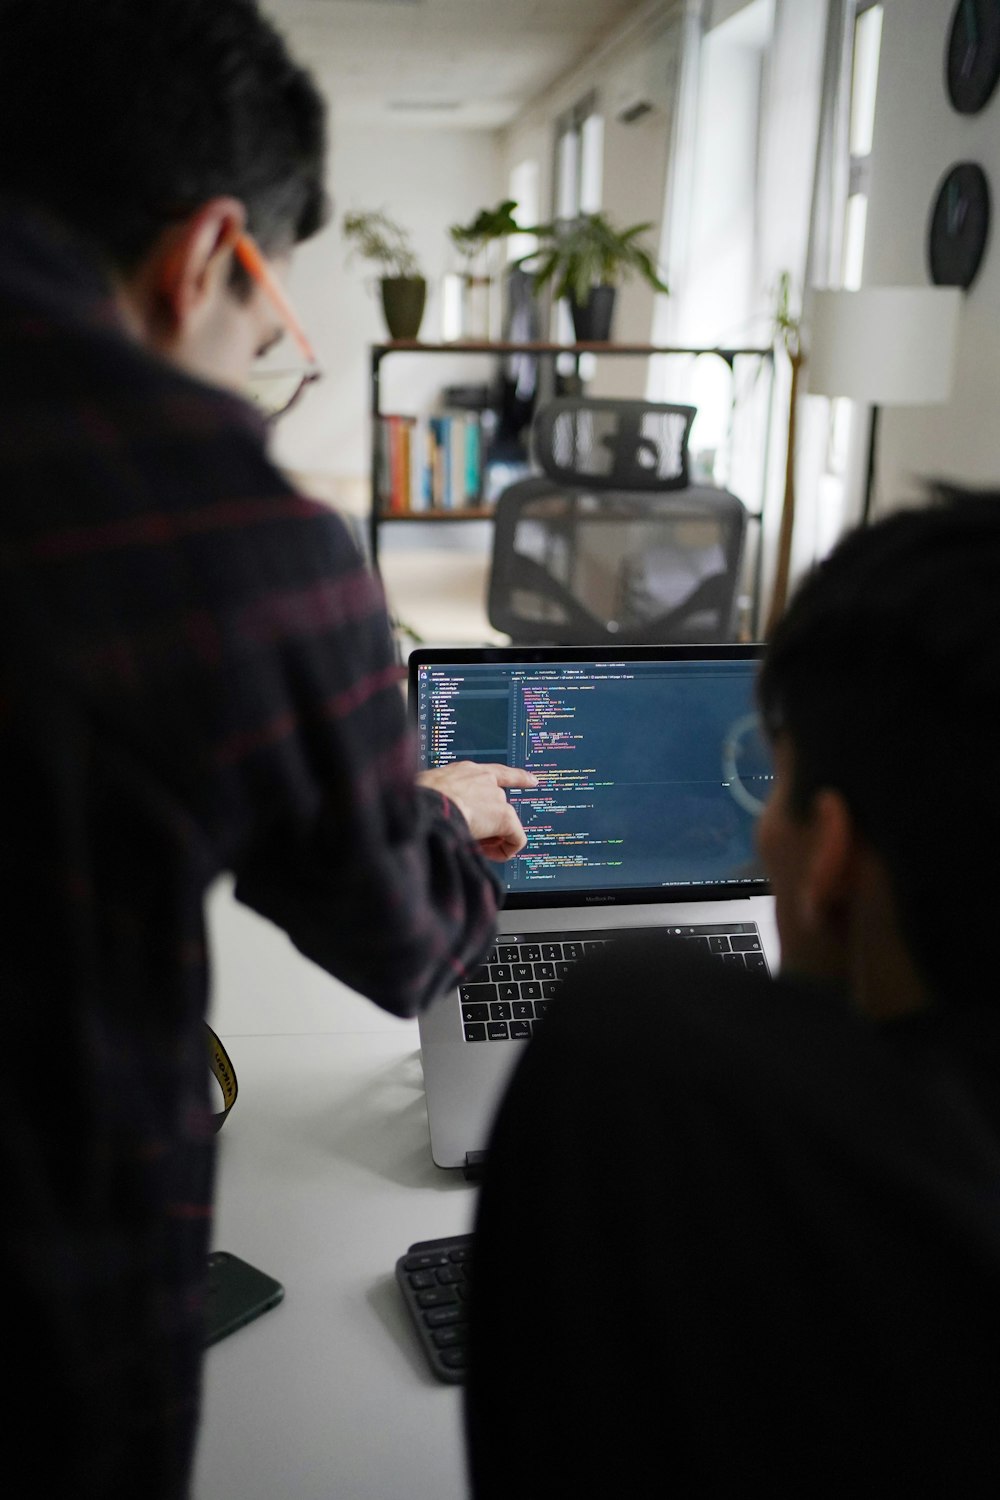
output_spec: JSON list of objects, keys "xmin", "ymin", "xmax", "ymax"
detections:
[
  {"xmin": 342, "ymin": 208, "xmax": 426, "ymax": 340},
  {"xmin": 516, "ymin": 210, "xmax": 668, "ymax": 341},
  {"xmin": 447, "ymin": 199, "xmax": 521, "ymax": 340}
]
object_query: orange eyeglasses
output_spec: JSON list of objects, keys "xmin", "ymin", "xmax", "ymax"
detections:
[{"xmin": 234, "ymin": 233, "xmax": 322, "ymax": 421}]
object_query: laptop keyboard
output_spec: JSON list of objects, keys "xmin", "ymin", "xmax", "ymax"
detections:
[
  {"xmin": 396, "ymin": 1234, "xmax": 474, "ymax": 1382},
  {"xmin": 458, "ymin": 922, "xmax": 767, "ymax": 1043}
]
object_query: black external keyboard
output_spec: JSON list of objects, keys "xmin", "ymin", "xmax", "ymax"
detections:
[
  {"xmin": 396, "ymin": 1233, "xmax": 475, "ymax": 1383},
  {"xmin": 458, "ymin": 922, "xmax": 767, "ymax": 1043}
]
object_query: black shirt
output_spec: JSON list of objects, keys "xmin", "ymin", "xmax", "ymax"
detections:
[{"xmin": 466, "ymin": 936, "xmax": 1000, "ymax": 1495}]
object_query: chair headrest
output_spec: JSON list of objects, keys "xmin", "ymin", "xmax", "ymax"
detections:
[{"xmin": 531, "ymin": 398, "xmax": 697, "ymax": 492}]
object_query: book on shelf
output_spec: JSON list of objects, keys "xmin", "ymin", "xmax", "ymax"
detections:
[{"xmin": 376, "ymin": 410, "xmax": 488, "ymax": 514}]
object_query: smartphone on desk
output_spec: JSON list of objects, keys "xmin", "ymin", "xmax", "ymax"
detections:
[{"xmin": 204, "ymin": 1250, "xmax": 285, "ymax": 1346}]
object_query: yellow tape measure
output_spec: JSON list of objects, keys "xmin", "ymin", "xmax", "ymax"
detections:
[{"xmin": 206, "ymin": 1024, "xmax": 238, "ymax": 1132}]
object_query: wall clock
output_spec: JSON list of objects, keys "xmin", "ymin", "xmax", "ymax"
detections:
[
  {"xmin": 946, "ymin": 0, "xmax": 1000, "ymax": 113},
  {"xmin": 927, "ymin": 161, "xmax": 991, "ymax": 288}
]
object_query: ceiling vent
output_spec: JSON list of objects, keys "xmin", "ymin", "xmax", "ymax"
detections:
[
  {"xmin": 616, "ymin": 98, "xmax": 655, "ymax": 124},
  {"xmin": 388, "ymin": 99, "xmax": 461, "ymax": 112}
]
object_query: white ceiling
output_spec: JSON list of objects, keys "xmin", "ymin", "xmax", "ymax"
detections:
[{"xmin": 260, "ymin": 0, "xmax": 651, "ymax": 128}]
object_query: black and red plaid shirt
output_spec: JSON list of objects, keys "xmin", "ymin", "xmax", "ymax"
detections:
[{"xmin": 0, "ymin": 204, "xmax": 501, "ymax": 1496}]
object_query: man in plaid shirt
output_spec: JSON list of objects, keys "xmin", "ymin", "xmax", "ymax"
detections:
[{"xmin": 0, "ymin": 1, "xmax": 532, "ymax": 1492}]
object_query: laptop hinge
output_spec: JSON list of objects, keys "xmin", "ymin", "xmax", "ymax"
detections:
[{"xmin": 463, "ymin": 1151, "xmax": 488, "ymax": 1181}]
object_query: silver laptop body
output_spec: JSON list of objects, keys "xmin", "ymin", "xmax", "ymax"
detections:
[{"xmin": 409, "ymin": 644, "xmax": 779, "ymax": 1170}]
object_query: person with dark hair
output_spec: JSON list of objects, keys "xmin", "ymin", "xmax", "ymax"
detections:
[
  {"xmin": 465, "ymin": 499, "xmax": 1000, "ymax": 1496},
  {"xmin": 0, "ymin": 2, "xmax": 530, "ymax": 1494}
]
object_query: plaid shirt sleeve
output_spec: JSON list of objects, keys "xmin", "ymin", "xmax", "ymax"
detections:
[
  {"xmin": 0, "ymin": 211, "xmax": 502, "ymax": 1020},
  {"xmin": 215, "ymin": 494, "xmax": 505, "ymax": 1017},
  {"xmin": 19, "ymin": 389, "xmax": 503, "ymax": 1025}
]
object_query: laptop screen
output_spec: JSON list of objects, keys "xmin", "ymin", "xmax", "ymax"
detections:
[{"xmin": 410, "ymin": 646, "xmax": 773, "ymax": 910}]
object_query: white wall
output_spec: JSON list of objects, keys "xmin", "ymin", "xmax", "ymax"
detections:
[
  {"xmin": 499, "ymin": 4, "xmax": 681, "ymax": 398},
  {"xmin": 268, "ymin": 111, "xmax": 503, "ymax": 496},
  {"xmin": 862, "ymin": 0, "xmax": 1000, "ymax": 509}
]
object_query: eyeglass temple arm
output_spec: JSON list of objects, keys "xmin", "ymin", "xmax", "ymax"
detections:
[{"xmin": 234, "ymin": 236, "xmax": 318, "ymax": 367}]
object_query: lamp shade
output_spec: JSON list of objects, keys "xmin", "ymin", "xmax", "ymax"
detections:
[{"xmin": 806, "ymin": 286, "xmax": 961, "ymax": 405}]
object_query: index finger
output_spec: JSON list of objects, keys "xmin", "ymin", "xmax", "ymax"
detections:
[{"xmin": 480, "ymin": 764, "xmax": 539, "ymax": 789}]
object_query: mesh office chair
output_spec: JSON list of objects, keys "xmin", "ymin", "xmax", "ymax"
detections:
[{"xmin": 486, "ymin": 398, "xmax": 748, "ymax": 645}]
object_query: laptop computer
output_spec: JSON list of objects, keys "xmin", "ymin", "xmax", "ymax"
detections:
[{"xmin": 408, "ymin": 643, "xmax": 779, "ymax": 1171}]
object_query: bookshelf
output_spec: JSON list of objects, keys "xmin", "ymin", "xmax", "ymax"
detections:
[{"xmin": 368, "ymin": 342, "xmax": 775, "ymax": 621}]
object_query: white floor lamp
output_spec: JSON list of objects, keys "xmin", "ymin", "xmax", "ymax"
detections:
[{"xmin": 806, "ymin": 285, "xmax": 962, "ymax": 525}]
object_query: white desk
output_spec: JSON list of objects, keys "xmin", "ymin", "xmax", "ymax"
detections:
[{"xmin": 193, "ymin": 880, "xmax": 475, "ymax": 1500}]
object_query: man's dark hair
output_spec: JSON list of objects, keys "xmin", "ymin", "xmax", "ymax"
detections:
[
  {"xmin": 758, "ymin": 494, "xmax": 1000, "ymax": 1002},
  {"xmin": 0, "ymin": 0, "xmax": 327, "ymax": 270}
]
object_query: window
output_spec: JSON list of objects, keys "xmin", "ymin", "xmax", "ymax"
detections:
[
  {"xmin": 553, "ymin": 91, "xmax": 603, "ymax": 219},
  {"xmin": 842, "ymin": 1, "xmax": 883, "ymax": 290},
  {"xmin": 829, "ymin": 3, "xmax": 884, "ymax": 478},
  {"xmin": 552, "ymin": 93, "xmax": 604, "ymax": 363},
  {"xmin": 507, "ymin": 158, "xmax": 540, "ymax": 264}
]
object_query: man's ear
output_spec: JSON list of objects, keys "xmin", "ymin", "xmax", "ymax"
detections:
[
  {"xmin": 139, "ymin": 198, "xmax": 247, "ymax": 337},
  {"xmin": 797, "ymin": 788, "xmax": 858, "ymax": 937}
]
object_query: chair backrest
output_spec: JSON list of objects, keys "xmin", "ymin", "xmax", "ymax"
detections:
[
  {"xmin": 533, "ymin": 397, "xmax": 697, "ymax": 492},
  {"xmin": 487, "ymin": 399, "xmax": 748, "ymax": 646}
]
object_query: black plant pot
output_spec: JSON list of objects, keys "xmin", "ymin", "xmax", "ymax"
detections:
[
  {"xmin": 570, "ymin": 284, "xmax": 616, "ymax": 342},
  {"xmin": 381, "ymin": 276, "xmax": 427, "ymax": 340}
]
